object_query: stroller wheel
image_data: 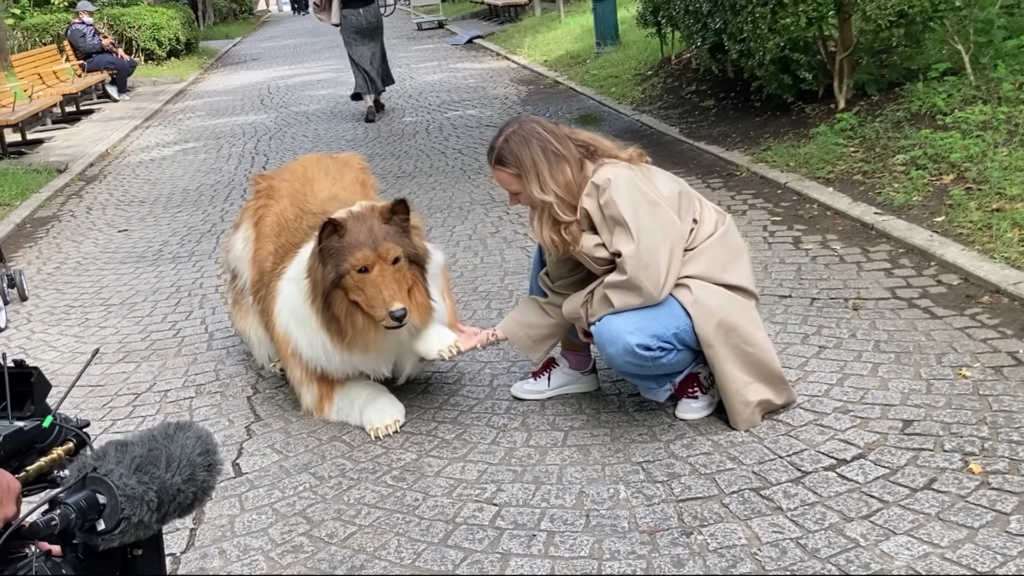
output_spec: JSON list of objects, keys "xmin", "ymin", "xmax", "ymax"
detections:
[
  {"xmin": 0, "ymin": 280, "xmax": 9, "ymax": 306},
  {"xmin": 13, "ymin": 269, "xmax": 28, "ymax": 302},
  {"xmin": 0, "ymin": 299, "xmax": 7, "ymax": 332}
]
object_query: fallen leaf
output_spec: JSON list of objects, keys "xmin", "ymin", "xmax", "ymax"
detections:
[
  {"xmin": 967, "ymin": 462, "xmax": 983, "ymax": 475},
  {"xmin": 932, "ymin": 216, "xmax": 946, "ymax": 223},
  {"xmin": 975, "ymin": 296, "xmax": 992, "ymax": 305},
  {"xmin": 850, "ymin": 300, "xmax": 865, "ymax": 310},
  {"xmin": 957, "ymin": 368, "xmax": 972, "ymax": 379}
]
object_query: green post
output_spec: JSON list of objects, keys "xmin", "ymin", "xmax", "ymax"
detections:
[{"xmin": 591, "ymin": 0, "xmax": 620, "ymax": 52}]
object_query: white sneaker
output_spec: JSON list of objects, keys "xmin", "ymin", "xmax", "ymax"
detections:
[
  {"xmin": 673, "ymin": 362, "xmax": 720, "ymax": 420},
  {"xmin": 117, "ymin": 93, "xmax": 131, "ymax": 102},
  {"xmin": 103, "ymin": 83, "xmax": 119, "ymax": 101},
  {"xmin": 510, "ymin": 355, "xmax": 599, "ymax": 400}
]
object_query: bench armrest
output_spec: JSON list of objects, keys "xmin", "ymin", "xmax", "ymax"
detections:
[{"xmin": 1, "ymin": 80, "xmax": 38, "ymax": 97}]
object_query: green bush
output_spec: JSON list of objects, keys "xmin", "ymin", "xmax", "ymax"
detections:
[
  {"xmin": 7, "ymin": 13, "xmax": 71, "ymax": 54},
  {"xmin": 634, "ymin": 0, "xmax": 1021, "ymax": 109},
  {"xmin": 213, "ymin": 0, "xmax": 253, "ymax": 22},
  {"xmin": 10, "ymin": 3, "xmax": 200, "ymax": 62},
  {"xmin": 100, "ymin": 4, "xmax": 200, "ymax": 62}
]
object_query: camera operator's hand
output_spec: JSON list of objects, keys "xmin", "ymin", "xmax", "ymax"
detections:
[
  {"xmin": 0, "ymin": 469, "xmax": 22, "ymax": 525},
  {"xmin": 0, "ymin": 469, "xmax": 63, "ymax": 557}
]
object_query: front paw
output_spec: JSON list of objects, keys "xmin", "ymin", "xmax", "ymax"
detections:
[
  {"xmin": 361, "ymin": 391, "xmax": 406, "ymax": 440},
  {"xmin": 414, "ymin": 324, "xmax": 461, "ymax": 361}
]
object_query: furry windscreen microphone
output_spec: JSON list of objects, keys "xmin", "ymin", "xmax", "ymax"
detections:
[{"xmin": 64, "ymin": 420, "xmax": 223, "ymax": 550}]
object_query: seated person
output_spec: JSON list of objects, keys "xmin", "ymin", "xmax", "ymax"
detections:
[{"xmin": 65, "ymin": 0, "xmax": 137, "ymax": 102}]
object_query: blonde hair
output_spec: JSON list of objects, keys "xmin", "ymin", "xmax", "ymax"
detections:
[{"xmin": 487, "ymin": 115, "xmax": 650, "ymax": 256}]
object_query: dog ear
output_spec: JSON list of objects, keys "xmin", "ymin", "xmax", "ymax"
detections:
[
  {"xmin": 317, "ymin": 217, "xmax": 345, "ymax": 253},
  {"xmin": 386, "ymin": 199, "xmax": 411, "ymax": 233}
]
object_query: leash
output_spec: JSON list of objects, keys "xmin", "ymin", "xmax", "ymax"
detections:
[{"xmin": 379, "ymin": 0, "xmax": 396, "ymax": 17}]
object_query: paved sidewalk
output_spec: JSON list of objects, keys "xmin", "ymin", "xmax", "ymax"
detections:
[{"xmin": 2, "ymin": 11, "xmax": 1024, "ymax": 575}]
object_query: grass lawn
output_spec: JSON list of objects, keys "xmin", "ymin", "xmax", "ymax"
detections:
[
  {"xmin": 135, "ymin": 46, "xmax": 221, "ymax": 82},
  {"xmin": 755, "ymin": 68, "xmax": 1024, "ymax": 269},
  {"xmin": 200, "ymin": 13, "xmax": 266, "ymax": 41},
  {"xmin": 0, "ymin": 163, "xmax": 57, "ymax": 221},
  {"xmin": 440, "ymin": 0, "xmax": 483, "ymax": 18},
  {"xmin": 488, "ymin": 0, "xmax": 663, "ymax": 104}
]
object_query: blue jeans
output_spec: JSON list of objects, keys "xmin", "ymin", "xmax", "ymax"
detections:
[{"xmin": 529, "ymin": 245, "xmax": 704, "ymax": 402}]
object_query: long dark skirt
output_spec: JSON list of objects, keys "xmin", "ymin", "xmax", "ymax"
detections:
[{"xmin": 339, "ymin": 3, "xmax": 395, "ymax": 101}]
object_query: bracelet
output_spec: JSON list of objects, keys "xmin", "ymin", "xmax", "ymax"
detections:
[{"xmin": 477, "ymin": 328, "xmax": 500, "ymax": 350}]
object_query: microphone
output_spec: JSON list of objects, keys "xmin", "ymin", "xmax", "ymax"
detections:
[{"xmin": 25, "ymin": 420, "xmax": 223, "ymax": 550}]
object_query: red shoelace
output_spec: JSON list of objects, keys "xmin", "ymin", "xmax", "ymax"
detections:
[
  {"xmin": 675, "ymin": 369, "xmax": 711, "ymax": 400},
  {"xmin": 530, "ymin": 357, "xmax": 559, "ymax": 381}
]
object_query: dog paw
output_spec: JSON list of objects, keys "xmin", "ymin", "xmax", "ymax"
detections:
[
  {"xmin": 414, "ymin": 324, "xmax": 462, "ymax": 361},
  {"xmin": 360, "ymin": 390, "xmax": 406, "ymax": 441},
  {"xmin": 268, "ymin": 360, "xmax": 286, "ymax": 375}
]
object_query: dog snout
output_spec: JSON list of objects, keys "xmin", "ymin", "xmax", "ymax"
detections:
[{"xmin": 388, "ymin": 307, "xmax": 408, "ymax": 324}]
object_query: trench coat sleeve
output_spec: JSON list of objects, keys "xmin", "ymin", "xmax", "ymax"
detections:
[
  {"xmin": 563, "ymin": 168, "xmax": 688, "ymax": 328},
  {"xmin": 497, "ymin": 255, "xmax": 594, "ymax": 364}
]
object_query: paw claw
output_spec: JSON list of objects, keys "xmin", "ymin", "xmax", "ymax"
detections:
[{"xmin": 268, "ymin": 360, "xmax": 286, "ymax": 375}]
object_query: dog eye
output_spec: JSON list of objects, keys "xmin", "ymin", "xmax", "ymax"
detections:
[
  {"xmin": 357, "ymin": 266, "xmax": 369, "ymax": 274},
  {"xmin": 391, "ymin": 257, "xmax": 401, "ymax": 266}
]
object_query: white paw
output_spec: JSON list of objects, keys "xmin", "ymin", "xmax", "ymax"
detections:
[
  {"xmin": 268, "ymin": 360, "xmax": 286, "ymax": 375},
  {"xmin": 414, "ymin": 323, "xmax": 461, "ymax": 361},
  {"xmin": 360, "ymin": 390, "xmax": 406, "ymax": 440}
]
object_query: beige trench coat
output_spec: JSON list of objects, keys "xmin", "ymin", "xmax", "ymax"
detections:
[{"xmin": 497, "ymin": 160, "xmax": 797, "ymax": 431}]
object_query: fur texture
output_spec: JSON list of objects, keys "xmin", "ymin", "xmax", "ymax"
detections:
[
  {"xmin": 222, "ymin": 152, "xmax": 462, "ymax": 439},
  {"xmin": 66, "ymin": 420, "xmax": 223, "ymax": 550}
]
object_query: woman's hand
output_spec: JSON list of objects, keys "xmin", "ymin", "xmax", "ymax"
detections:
[
  {"xmin": 454, "ymin": 324, "xmax": 505, "ymax": 352},
  {"xmin": 455, "ymin": 324, "xmax": 485, "ymax": 352}
]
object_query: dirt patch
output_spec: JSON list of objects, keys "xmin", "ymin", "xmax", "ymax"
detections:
[{"xmin": 635, "ymin": 57, "xmax": 832, "ymax": 152}]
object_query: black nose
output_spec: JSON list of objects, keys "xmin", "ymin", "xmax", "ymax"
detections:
[{"xmin": 388, "ymin": 308, "xmax": 408, "ymax": 324}]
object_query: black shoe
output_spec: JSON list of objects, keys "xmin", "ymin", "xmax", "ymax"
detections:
[
  {"xmin": 364, "ymin": 106, "xmax": 376, "ymax": 123},
  {"xmin": 373, "ymin": 98, "xmax": 385, "ymax": 114}
]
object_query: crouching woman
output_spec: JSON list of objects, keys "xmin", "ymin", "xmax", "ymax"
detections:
[{"xmin": 456, "ymin": 115, "xmax": 796, "ymax": 431}]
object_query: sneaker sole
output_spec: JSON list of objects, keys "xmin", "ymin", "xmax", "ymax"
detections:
[
  {"xmin": 510, "ymin": 378, "xmax": 599, "ymax": 400},
  {"xmin": 674, "ymin": 399, "xmax": 719, "ymax": 421}
]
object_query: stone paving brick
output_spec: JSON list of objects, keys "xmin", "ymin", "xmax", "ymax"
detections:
[{"xmin": 2, "ymin": 10, "xmax": 1023, "ymax": 576}]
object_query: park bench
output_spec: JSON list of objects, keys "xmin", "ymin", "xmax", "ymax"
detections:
[
  {"xmin": 480, "ymin": 0, "xmax": 530, "ymax": 24},
  {"xmin": 0, "ymin": 81, "xmax": 62, "ymax": 156},
  {"xmin": 10, "ymin": 44, "xmax": 110, "ymax": 122},
  {"xmin": 410, "ymin": 0, "xmax": 447, "ymax": 30}
]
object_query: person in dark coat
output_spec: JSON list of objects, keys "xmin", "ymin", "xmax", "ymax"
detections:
[
  {"xmin": 65, "ymin": 0, "xmax": 138, "ymax": 102},
  {"xmin": 314, "ymin": 0, "xmax": 396, "ymax": 123}
]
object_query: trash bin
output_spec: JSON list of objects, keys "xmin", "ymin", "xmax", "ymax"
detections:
[{"xmin": 591, "ymin": 0, "xmax": 620, "ymax": 52}]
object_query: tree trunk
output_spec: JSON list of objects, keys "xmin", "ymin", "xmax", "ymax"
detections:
[
  {"xmin": 834, "ymin": 0, "xmax": 856, "ymax": 110},
  {"xmin": 0, "ymin": 0, "xmax": 11, "ymax": 69},
  {"xmin": 190, "ymin": 0, "xmax": 217, "ymax": 28}
]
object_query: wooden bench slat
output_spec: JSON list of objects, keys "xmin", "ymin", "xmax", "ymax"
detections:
[{"xmin": 0, "ymin": 95, "xmax": 62, "ymax": 126}]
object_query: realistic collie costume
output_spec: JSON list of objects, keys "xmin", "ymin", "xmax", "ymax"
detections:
[{"xmin": 222, "ymin": 153, "xmax": 462, "ymax": 440}]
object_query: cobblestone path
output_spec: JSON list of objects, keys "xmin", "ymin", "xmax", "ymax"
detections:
[{"xmin": 3, "ymin": 11, "xmax": 1024, "ymax": 575}]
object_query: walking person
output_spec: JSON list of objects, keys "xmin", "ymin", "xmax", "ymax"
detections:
[
  {"xmin": 314, "ymin": 0, "xmax": 395, "ymax": 123},
  {"xmin": 64, "ymin": 1, "xmax": 138, "ymax": 102},
  {"xmin": 453, "ymin": 116, "xmax": 797, "ymax": 431}
]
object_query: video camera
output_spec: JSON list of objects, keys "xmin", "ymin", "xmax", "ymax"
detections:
[{"xmin": 0, "ymin": 349, "xmax": 167, "ymax": 576}]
